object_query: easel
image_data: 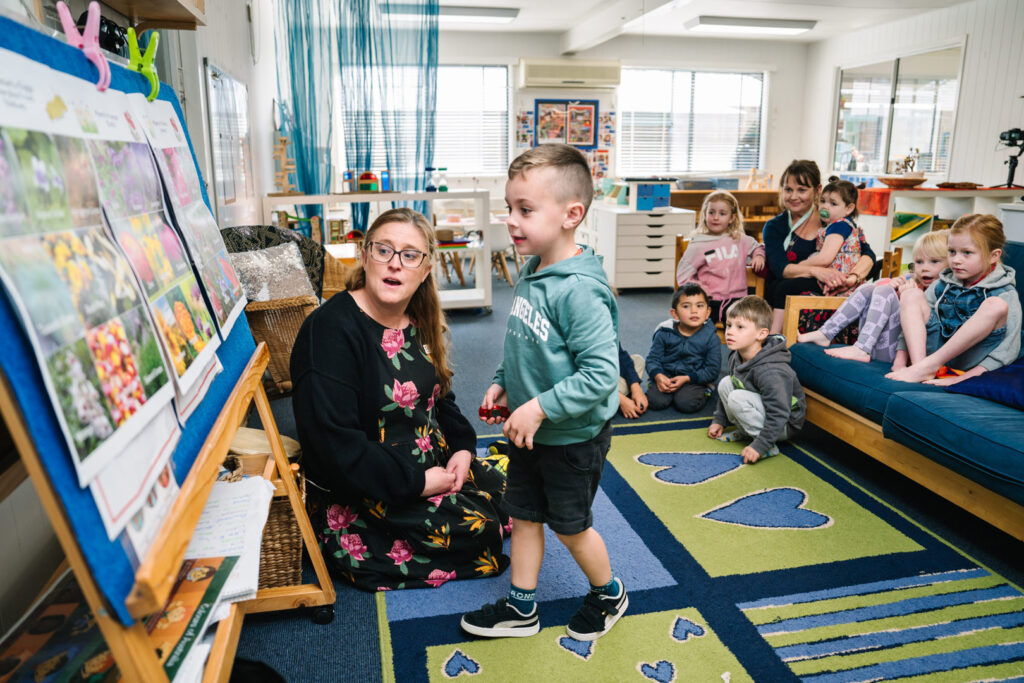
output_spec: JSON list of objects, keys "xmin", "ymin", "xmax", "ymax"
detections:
[{"xmin": 0, "ymin": 343, "xmax": 335, "ymax": 681}]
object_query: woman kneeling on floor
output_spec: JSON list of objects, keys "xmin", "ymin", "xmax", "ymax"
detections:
[{"xmin": 291, "ymin": 208, "xmax": 509, "ymax": 591}]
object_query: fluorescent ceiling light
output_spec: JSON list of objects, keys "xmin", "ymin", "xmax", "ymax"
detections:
[
  {"xmin": 383, "ymin": 4, "xmax": 519, "ymax": 24},
  {"xmin": 439, "ymin": 6, "xmax": 518, "ymax": 23},
  {"xmin": 684, "ymin": 16, "xmax": 816, "ymax": 36}
]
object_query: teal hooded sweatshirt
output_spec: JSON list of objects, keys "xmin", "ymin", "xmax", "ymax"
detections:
[{"xmin": 493, "ymin": 246, "xmax": 619, "ymax": 445}]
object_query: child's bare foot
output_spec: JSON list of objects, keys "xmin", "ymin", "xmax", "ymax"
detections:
[
  {"xmin": 885, "ymin": 362, "xmax": 938, "ymax": 383},
  {"xmin": 797, "ymin": 330, "xmax": 830, "ymax": 347},
  {"xmin": 825, "ymin": 345, "xmax": 871, "ymax": 362}
]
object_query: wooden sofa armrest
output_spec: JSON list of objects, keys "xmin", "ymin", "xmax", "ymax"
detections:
[{"xmin": 782, "ymin": 295, "xmax": 846, "ymax": 346}]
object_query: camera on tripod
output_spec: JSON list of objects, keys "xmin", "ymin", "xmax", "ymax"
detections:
[{"xmin": 999, "ymin": 128, "xmax": 1024, "ymax": 146}]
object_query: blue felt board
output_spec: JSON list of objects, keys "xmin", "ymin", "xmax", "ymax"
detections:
[{"xmin": 0, "ymin": 15, "xmax": 256, "ymax": 626}]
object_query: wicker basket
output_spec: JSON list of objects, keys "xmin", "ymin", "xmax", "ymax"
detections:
[
  {"xmin": 258, "ymin": 467, "xmax": 305, "ymax": 589},
  {"xmin": 321, "ymin": 253, "xmax": 350, "ymax": 301},
  {"xmin": 244, "ymin": 294, "xmax": 318, "ymax": 394}
]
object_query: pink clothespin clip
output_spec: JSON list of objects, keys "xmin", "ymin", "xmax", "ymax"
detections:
[{"xmin": 57, "ymin": 1, "xmax": 111, "ymax": 91}]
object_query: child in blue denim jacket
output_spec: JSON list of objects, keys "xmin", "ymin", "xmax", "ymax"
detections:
[{"xmin": 887, "ymin": 214, "xmax": 1021, "ymax": 385}]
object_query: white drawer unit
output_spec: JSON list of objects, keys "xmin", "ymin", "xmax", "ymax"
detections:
[{"xmin": 591, "ymin": 204, "xmax": 695, "ymax": 288}]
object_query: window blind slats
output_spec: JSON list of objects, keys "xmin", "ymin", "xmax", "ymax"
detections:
[{"xmin": 618, "ymin": 68, "xmax": 764, "ymax": 176}]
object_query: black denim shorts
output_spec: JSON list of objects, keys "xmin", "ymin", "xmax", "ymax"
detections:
[{"xmin": 501, "ymin": 422, "xmax": 613, "ymax": 536}]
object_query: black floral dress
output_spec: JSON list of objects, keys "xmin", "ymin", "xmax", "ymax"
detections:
[{"xmin": 293, "ymin": 293, "xmax": 509, "ymax": 591}]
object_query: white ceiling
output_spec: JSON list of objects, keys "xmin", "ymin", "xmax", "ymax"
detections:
[{"xmin": 441, "ymin": 0, "xmax": 968, "ymax": 51}]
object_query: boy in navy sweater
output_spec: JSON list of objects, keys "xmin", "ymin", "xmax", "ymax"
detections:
[{"xmin": 645, "ymin": 283, "xmax": 722, "ymax": 413}]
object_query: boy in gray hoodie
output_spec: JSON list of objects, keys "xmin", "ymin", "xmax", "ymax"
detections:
[
  {"xmin": 461, "ymin": 144, "xmax": 625, "ymax": 642},
  {"xmin": 708, "ymin": 296, "xmax": 806, "ymax": 463}
]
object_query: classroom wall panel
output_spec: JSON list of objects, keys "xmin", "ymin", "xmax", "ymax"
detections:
[
  {"xmin": 803, "ymin": 0, "xmax": 1024, "ymax": 185},
  {"xmin": 439, "ymin": 30, "xmax": 809, "ymax": 184}
]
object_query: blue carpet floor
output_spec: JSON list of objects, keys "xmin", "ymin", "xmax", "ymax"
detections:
[{"xmin": 236, "ymin": 267, "xmax": 1024, "ymax": 682}]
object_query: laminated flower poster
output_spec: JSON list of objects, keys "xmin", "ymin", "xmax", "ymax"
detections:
[
  {"xmin": 131, "ymin": 96, "xmax": 246, "ymax": 339},
  {"xmin": 0, "ymin": 54, "xmax": 182, "ymax": 539},
  {"xmin": 81, "ymin": 89, "xmax": 222, "ymax": 418}
]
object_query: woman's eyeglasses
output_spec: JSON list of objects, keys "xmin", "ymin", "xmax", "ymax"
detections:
[{"xmin": 366, "ymin": 241, "xmax": 428, "ymax": 268}]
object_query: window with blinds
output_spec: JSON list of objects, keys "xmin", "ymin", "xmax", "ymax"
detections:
[
  {"xmin": 338, "ymin": 64, "xmax": 509, "ymax": 182},
  {"xmin": 617, "ymin": 68, "xmax": 765, "ymax": 176}
]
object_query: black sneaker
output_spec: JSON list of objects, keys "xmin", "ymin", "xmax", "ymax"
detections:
[
  {"xmin": 460, "ymin": 598, "xmax": 540, "ymax": 638},
  {"xmin": 566, "ymin": 580, "xmax": 628, "ymax": 641}
]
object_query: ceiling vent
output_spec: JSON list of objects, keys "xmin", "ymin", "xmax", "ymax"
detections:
[{"xmin": 518, "ymin": 59, "xmax": 621, "ymax": 89}]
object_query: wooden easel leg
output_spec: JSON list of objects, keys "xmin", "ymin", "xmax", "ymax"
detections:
[
  {"xmin": 451, "ymin": 253, "xmax": 466, "ymax": 286},
  {"xmin": 249, "ymin": 383, "xmax": 336, "ymax": 616}
]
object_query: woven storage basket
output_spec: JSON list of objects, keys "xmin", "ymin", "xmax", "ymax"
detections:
[
  {"xmin": 321, "ymin": 253, "xmax": 350, "ymax": 301},
  {"xmin": 258, "ymin": 466, "xmax": 305, "ymax": 589},
  {"xmin": 244, "ymin": 294, "xmax": 318, "ymax": 394}
]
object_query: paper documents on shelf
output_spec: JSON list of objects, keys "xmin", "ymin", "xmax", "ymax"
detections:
[{"xmin": 185, "ymin": 477, "xmax": 275, "ymax": 615}]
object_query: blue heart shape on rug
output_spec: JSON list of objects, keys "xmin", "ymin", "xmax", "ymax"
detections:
[
  {"xmin": 701, "ymin": 488, "xmax": 831, "ymax": 529},
  {"xmin": 637, "ymin": 452, "xmax": 743, "ymax": 485},
  {"xmin": 639, "ymin": 660, "xmax": 676, "ymax": 682},
  {"xmin": 558, "ymin": 636, "xmax": 593, "ymax": 659},
  {"xmin": 443, "ymin": 650, "xmax": 480, "ymax": 677},
  {"xmin": 670, "ymin": 616, "xmax": 705, "ymax": 641}
]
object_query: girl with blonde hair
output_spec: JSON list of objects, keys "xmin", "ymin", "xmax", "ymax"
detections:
[{"xmin": 675, "ymin": 190, "xmax": 765, "ymax": 323}]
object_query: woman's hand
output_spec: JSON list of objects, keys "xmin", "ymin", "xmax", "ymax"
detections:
[
  {"xmin": 479, "ymin": 383, "xmax": 508, "ymax": 424},
  {"xmin": 445, "ymin": 450, "xmax": 472, "ymax": 493},
  {"xmin": 824, "ymin": 273, "xmax": 859, "ymax": 296},
  {"xmin": 503, "ymin": 397, "xmax": 546, "ymax": 450},
  {"xmin": 422, "ymin": 466, "xmax": 456, "ymax": 496},
  {"xmin": 812, "ymin": 266, "xmax": 846, "ymax": 292}
]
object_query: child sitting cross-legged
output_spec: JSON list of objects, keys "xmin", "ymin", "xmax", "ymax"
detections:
[
  {"xmin": 708, "ymin": 296, "xmax": 806, "ymax": 464},
  {"xmin": 645, "ymin": 283, "xmax": 722, "ymax": 414},
  {"xmin": 797, "ymin": 229, "xmax": 949, "ymax": 362}
]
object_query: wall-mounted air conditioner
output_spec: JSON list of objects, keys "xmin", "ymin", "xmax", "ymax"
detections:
[{"xmin": 518, "ymin": 59, "xmax": 621, "ymax": 89}]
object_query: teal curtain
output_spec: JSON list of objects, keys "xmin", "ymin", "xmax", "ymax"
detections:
[
  {"xmin": 274, "ymin": 0, "xmax": 335, "ymax": 228},
  {"xmin": 376, "ymin": 0, "xmax": 438, "ymax": 207},
  {"xmin": 338, "ymin": 0, "xmax": 438, "ymax": 229}
]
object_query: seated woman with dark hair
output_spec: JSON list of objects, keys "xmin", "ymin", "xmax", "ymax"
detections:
[
  {"xmin": 761, "ymin": 160, "xmax": 877, "ymax": 333},
  {"xmin": 290, "ymin": 208, "xmax": 509, "ymax": 591}
]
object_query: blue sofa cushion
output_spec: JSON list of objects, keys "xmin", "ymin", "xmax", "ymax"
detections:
[
  {"xmin": 882, "ymin": 391, "xmax": 1024, "ymax": 507},
  {"xmin": 945, "ymin": 356, "xmax": 1024, "ymax": 409},
  {"xmin": 789, "ymin": 343, "xmax": 944, "ymax": 424}
]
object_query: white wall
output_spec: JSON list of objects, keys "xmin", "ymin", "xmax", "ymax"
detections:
[
  {"xmin": 440, "ymin": 30, "xmax": 810, "ymax": 182},
  {"xmin": 804, "ymin": 0, "xmax": 1024, "ymax": 184},
  {"xmin": 168, "ymin": 0, "xmax": 278, "ymax": 225}
]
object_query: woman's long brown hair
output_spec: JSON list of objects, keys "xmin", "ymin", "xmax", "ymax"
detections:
[{"xmin": 346, "ymin": 208, "xmax": 454, "ymax": 395}]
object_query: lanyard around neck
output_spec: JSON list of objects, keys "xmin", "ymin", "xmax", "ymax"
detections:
[{"xmin": 784, "ymin": 209, "xmax": 812, "ymax": 250}]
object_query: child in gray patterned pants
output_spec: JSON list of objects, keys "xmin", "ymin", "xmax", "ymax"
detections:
[{"xmin": 796, "ymin": 230, "xmax": 948, "ymax": 362}]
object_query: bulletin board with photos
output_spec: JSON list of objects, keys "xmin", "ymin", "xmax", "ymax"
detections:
[
  {"xmin": 533, "ymin": 99, "xmax": 599, "ymax": 150},
  {"xmin": 0, "ymin": 13, "xmax": 258, "ymax": 630}
]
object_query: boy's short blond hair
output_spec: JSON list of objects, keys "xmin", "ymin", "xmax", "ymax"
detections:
[
  {"xmin": 508, "ymin": 144, "xmax": 594, "ymax": 212},
  {"xmin": 726, "ymin": 295, "xmax": 772, "ymax": 331},
  {"xmin": 912, "ymin": 229, "xmax": 949, "ymax": 261}
]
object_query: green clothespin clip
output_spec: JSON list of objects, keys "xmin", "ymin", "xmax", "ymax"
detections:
[{"xmin": 127, "ymin": 27, "xmax": 160, "ymax": 102}]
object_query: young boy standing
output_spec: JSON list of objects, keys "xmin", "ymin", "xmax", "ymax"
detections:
[
  {"xmin": 461, "ymin": 144, "xmax": 624, "ymax": 641},
  {"xmin": 708, "ymin": 296, "xmax": 806, "ymax": 463},
  {"xmin": 645, "ymin": 283, "xmax": 722, "ymax": 413}
]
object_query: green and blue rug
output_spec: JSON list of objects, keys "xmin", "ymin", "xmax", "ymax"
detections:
[{"xmin": 377, "ymin": 418, "xmax": 1024, "ymax": 682}]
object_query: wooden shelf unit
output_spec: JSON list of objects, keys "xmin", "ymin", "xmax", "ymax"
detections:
[{"xmin": 670, "ymin": 189, "xmax": 778, "ymax": 240}]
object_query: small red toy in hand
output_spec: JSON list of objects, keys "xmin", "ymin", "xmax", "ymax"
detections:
[{"xmin": 478, "ymin": 405, "xmax": 510, "ymax": 420}]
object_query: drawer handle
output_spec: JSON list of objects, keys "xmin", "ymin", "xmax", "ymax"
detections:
[
  {"xmin": 645, "ymin": 224, "xmax": 665, "ymax": 228},
  {"xmin": 645, "ymin": 245, "xmax": 663, "ymax": 249},
  {"xmin": 645, "ymin": 258, "xmax": 661, "ymax": 262},
  {"xmin": 646, "ymin": 271, "xmax": 661, "ymax": 275}
]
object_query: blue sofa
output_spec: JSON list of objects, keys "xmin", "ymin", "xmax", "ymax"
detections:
[{"xmin": 787, "ymin": 241, "xmax": 1024, "ymax": 541}]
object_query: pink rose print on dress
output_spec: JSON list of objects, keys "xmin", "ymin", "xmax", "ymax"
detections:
[
  {"xmin": 427, "ymin": 384, "xmax": 440, "ymax": 411},
  {"xmin": 337, "ymin": 533, "xmax": 368, "ymax": 563},
  {"xmin": 386, "ymin": 539, "xmax": 428, "ymax": 575},
  {"xmin": 415, "ymin": 433, "xmax": 432, "ymax": 454},
  {"xmin": 326, "ymin": 504, "xmax": 359, "ymax": 531},
  {"xmin": 424, "ymin": 569, "xmax": 456, "ymax": 588},
  {"xmin": 427, "ymin": 495, "xmax": 444, "ymax": 508},
  {"xmin": 381, "ymin": 328, "xmax": 404, "ymax": 358},
  {"xmin": 384, "ymin": 380, "xmax": 419, "ymax": 417},
  {"xmin": 387, "ymin": 540, "xmax": 413, "ymax": 565},
  {"xmin": 381, "ymin": 327, "xmax": 413, "ymax": 369}
]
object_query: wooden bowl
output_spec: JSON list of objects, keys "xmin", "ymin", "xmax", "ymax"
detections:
[{"xmin": 878, "ymin": 176, "xmax": 927, "ymax": 189}]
